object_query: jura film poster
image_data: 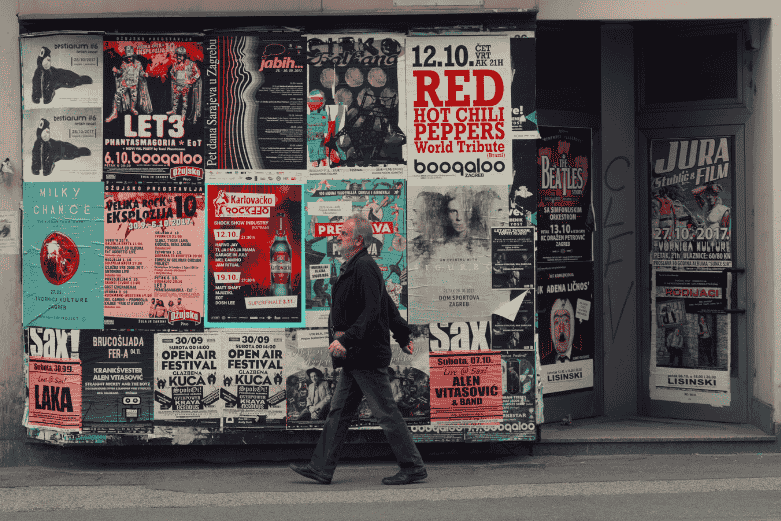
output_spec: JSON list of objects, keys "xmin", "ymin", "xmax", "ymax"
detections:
[
  {"xmin": 407, "ymin": 35, "xmax": 511, "ymax": 185},
  {"xmin": 23, "ymin": 182, "xmax": 104, "ymax": 330},
  {"xmin": 103, "ymin": 35, "xmax": 205, "ymax": 183},
  {"xmin": 206, "ymin": 184, "xmax": 303, "ymax": 328}
]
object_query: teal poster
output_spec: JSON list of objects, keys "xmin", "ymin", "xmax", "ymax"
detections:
[
  {"xmin": 304, "ymin": 178, "xmax": 407, "ymax": 327},
  {"xmin": 23, "ymin": 182, "xmax": 104, "ymax": 329}
]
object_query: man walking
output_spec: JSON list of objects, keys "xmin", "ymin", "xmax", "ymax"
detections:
[{"xmin": 290, "ymin": 214, "xmax": 427, "ymax": 485}]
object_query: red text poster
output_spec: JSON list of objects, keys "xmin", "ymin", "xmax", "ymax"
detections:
[
  {"xmin": 104, "ymin": 183, "xmax": 205, "ymax": 330},
  {"xmin": 428, "ymin": 350, "xmax": 502, "ymax": 424}
]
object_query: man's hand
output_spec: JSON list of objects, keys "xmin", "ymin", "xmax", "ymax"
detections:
[
  {"xmin": 401, "ymin": 340, "xmax": 414, "ymax": 355},
  {"xmin": 329, "ymin": 339, "xmax": 347, "ymax": 358}
]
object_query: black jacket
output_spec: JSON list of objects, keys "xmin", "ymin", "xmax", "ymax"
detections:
[{"xmin": 329, "ymin": 248, "xmax": 410, "ymax": 369}]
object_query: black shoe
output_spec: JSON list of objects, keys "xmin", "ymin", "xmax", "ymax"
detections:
[
  {"xmin": 289, "ymin": 463, "xmax": 332, "ymax": 484},
  {"xmin": 382, "ymin": 467, "xmax": 428, "ymax": 485}
]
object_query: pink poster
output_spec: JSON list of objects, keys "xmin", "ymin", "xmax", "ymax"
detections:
[
  {"xmin": 104, "ymin": 183, "xmax": 205, "ymax": 330},
  {"xmin": 28, "ymin": 357, "xmax": 82, "ymax": 431}
]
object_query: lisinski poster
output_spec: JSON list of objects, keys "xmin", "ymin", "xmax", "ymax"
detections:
[
  {"xmin": 407, "ymin": 35, "xmax": 511, "ymax": 185},
  {"xmin": 306, "ymin": 34, "xmax": 406, "ymax": 176},
  {"xmin": 103, "ymin": 183, "xmax": 205, "ymax": 330},
  {"xmin": 408, "ymin": 184, "xmax": 509, "ymax": 324},
  {"xmin": 537, "ymin": 126, "xmax": 593, "ymax": 262},
  {"xmin": 26, "ymin": 328, "xmax": 83, "ymax": 432},
  {"xmin": 650, "ymin": 269, "xmax": 731, "ymax": 407},
  {"xmin": 23, "ymin": 182, "xmax": 104, "ymax": 330},
  {"xmin": 103, "ymin": 36, "xmax": 204, "ymax": 182},
  {"xmin": 205, "ymin": 32, "xmax": 306, "ymax": 178},
  {"xmin": 153, "ymin": 332, "xmax": 221, "ymax": 426},
  {"xmin": 80, "ymin": 330, "xmax": 155, "ymax": 434},
  {"xmin": 206, "ymin": 184, "xmax": 303, "ymax": 327},
  {"xmin": 304, "ymin": 178, "xmax": 406, "ymax": 327},
  {"xmin": 219, "ymin": 329, "xmax": 286, "ymax": 430},
  {"xmin": 650, "ymin": 136, "xmax": 734, "ymax": 269},
  {"xmin": 537, "ymin": 262, "xmax": 594, "ymax": 395}
]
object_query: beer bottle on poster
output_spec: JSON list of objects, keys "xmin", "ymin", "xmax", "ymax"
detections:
[{"xmin": 270, "ymin": 212, "xmax": 292, "ymax": 296}]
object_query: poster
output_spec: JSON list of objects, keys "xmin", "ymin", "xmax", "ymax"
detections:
[
  {"xmin": 491, "ymin": 290, "xmax": 535, "ymax": 351},
  {"xmin": 0, "ymin": 210, "xmax": 19, "ymax": 255},
  {"xmin": 650, "ymin": 136, "xmax": 734, "ymax": 268},
  {"xmin": 407, "ymin": 35, "xmax": 511, "ymax": 185},
  {"xmin": 537, "ymin": 262, "xmax": 594, "ymax": 395},
  {"xmin": 26, "ymin": 328, "xmax": 83, "ymax": 431},
  {"xmin": 21, "ymin": 33, "xmax": 102, "ymax": 110},
  {"xmin": 79, "ymin": 330, "xmax": 155, "ymax": 434},
  {"xmin": 23, "ymin": 182, "xmax": 104, "ymax": 329},
  {"xmin": 103, "ymin": 183, "xmax": 205, "ymax": 330},
  {"xmin": 285, "ymin": 328, "xmax": 337, "ymax": 429},
  {"xmin": 537, "ymin": 126, "xmax": 593, "ymax": 262},
  {"xmin": 408, "ymin": 184, "xmax": 509, "ymax": 324},
  {"xmin": 509, "ymin": 33, "xmax": 538, "ymax": 140},
  {"xmin": 306, "ymin": 34, "xmax": 406, "ymax": 176},
  {"xmin": 304, "ymin": 178, "xmax": 406, "ymax": 327},
  {"xmin": 491, "ymin": 227, "xmax": 534, "ymax": 290},
  {"xmin": 103, "ymin": 35, "xmax": 205, "ymax": 182},
  {"xmin": 204, "ymin": 32, "xmax": 306, "ymax": 180},
  {"xmin": 219, "ymin": 329, "xmax": 286, "ymax": 430},
  {"xmin": 510, "ymin": 139, "xmax": 537, "ymax": 227},
  {"xmin": 23, "ymin": 108, "xmax": 102, "ymax": 183},
  {"xmin": 206, "ymin": 184, "xmax": 303, "ymax": 327},
  {"xmin": 153, "ymin": 332, "xmax": 221, "ymax": 426},
  {"xmin": 650, "ymin": 269, "xmax": 731, "ymax": 406}
]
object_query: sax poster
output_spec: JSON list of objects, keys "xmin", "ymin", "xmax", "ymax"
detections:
[
  {"xmin": 219, "ymin": 329, "xmax": 286, "ymax": 430},
  {"xmin": 21, "ymin": 33, "xmax": 102, "ymax": 110},
  {"xmin": 103, "ymin": 35, "xmax": 204, "ymax": 182},
  {"xmin": 304, "ymin": 178, "xmax": 406, "ymax": 327},
  {"xmin": 537, "ymin": 126, "xmax": 593, "ymax": 262},
  {"xmin": 408, "ymin": 184, "xmax": 509, "ymax": 324},
  {"xmin": 407, "ymin": 35, "xmax": 511, "ymax": 185},
  {"xmin": 153, "ymin": 332, "xmax": 221, "ymax": 425},
  {"xmin": 206, "ymin": 184, "xmax": 303, "ymax": 328},
  {"xmin": 79, "ymin": 330, "xmax": 155, "ymax": 434},
  {"xmin": 26, "ymin": 328, "xmax": 83, "ymax": 431},
  {"xmin": 650, "ymin": 269, "xmax": 731, "ymax": 407},
  {"xmin": 650, "ymin": 136, "xmax": 734, "ymax": 268},
  {"xmin": 204, "ymin": 33, "xmax": 306, "ymax": 178},
  {"xmin": 23, "ymin": 182, "xmax": 104, "ymax": 330},
  {"xmin": 537, "ymin": 262, "xmax": 594, "ymax": 395},
  {"xmin": 23, "ymin": 109, "xmax": 102, "ymax": 182},
  {"xmin": 103, "ymin": 183, "xmax": 205, "ymax": 330},
  {"xmin": 306, "ymin": 34, "xmax": 406, "ymax": 176}
]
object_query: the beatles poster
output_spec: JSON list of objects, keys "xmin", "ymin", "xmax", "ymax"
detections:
[
  {"xmin": 103, "ymin": 183, "xmax": 205, "ymax": 330},
  {"xmin": 23, "ymin": 182, "xmax": 105, "ymax": 329},
  {"xmin": 206, "ymin": 184, "xmax": 303, "ymax": 327},
  {"xmin": 650, "ymin": 136, "xmax": 734, "ymax": 269},
  {"xmin": 219, "ymin": 329, "xmax": 286, "ymax": 430},
  {"xmin": 80, "ymin": 330, "xmax": 155, "ymax": 434},
  {"xmin": 205, "ymin": 32, "xmax": 306, "ymax": 177},
  {"xmin": 408, "ymin": 184, "xmax": 509, "ymax": 324},
  {"xmin": 406, "ymin": 35, "xmax": 511, "ymax": 185},
  {"xmin": 537, "ymin": 126, "xmax": 593, "ymax": 262},
  {"xmin": 306, "ymin": 34, "xmax": 407, "ymax": 177},
  {"xmin": 304, "ymin": 178, "xmax": 406, "ymax": 327},
  {"xmin": 103, "ymin": 35, "xmax": 204, "ymax": 182},
  {"xmin": 650, "ymin": 269, "xmax": 731, "ymax": 406},
  {"xmin": 537, "ymin": 262, "xmax": 594, "ymax": 395}
]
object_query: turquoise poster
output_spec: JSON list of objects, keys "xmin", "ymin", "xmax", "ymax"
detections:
[{"xmin": 23, "ymin": 182, "xmax": 104, "ymax": 329}]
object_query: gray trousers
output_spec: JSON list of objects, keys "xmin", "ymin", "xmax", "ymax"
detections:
[{"xmin": 310, "ymin": 366, "xmax": 425, "ymax": 476}]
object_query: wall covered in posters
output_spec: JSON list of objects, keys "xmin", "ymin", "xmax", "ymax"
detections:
[{"xmin": 19, "ymin": 26, "xmax": 543, "ymax": 446}]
